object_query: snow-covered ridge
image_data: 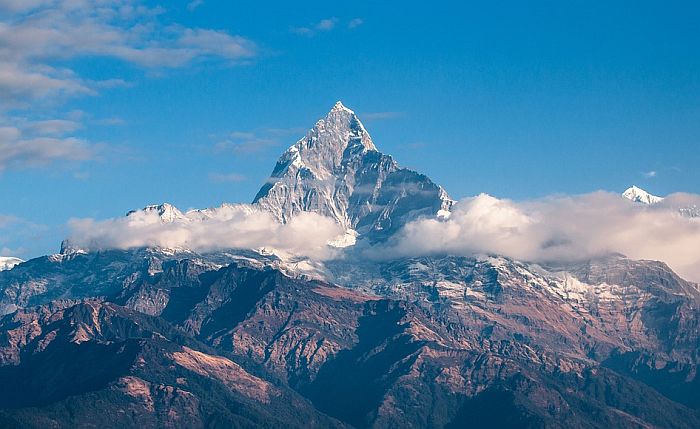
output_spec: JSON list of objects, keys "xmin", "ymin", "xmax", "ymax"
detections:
[
  {"xmin": 0, "ymin": 257, "xmax": 23, "ymax": 271},
  {"xmin": 622, "ymin": 185, "xmax": 663, "ymax": 205},
  {"xmin": 125, "ymin": 202, "xmax": 256, "ymax": 223}
]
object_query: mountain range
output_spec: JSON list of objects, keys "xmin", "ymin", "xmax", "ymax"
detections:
[{"xmin": 0, "ymin": 103, "xmax": 698, "ymax": 428}]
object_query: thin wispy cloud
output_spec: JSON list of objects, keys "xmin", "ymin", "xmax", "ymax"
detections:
[
  {"xmin": 0, "ymin": 0, "xmax": 258, "ymax": 172},
  {"xmin": 209, "ymin": 172, "xmax": 247, "ymax": 183},
  {"xmin": 316, "ymin": 18, "xmax": 338, "ymax": 31},
  {"xmin": 213, "ymin": 127, "xmax": 303, "ymax": 155},
  {"xmin": 290, "ymin": 27, "xmax": 315, "ymax": 37},
  {"xmin": 25, "ymin": 119, "xmax": 82, "ymax": 135},
  {"xmin": 292, "ymin": 17, "xmax": 363, "ymax": 36},
  {"xmin": 0, "ymin": 117, "xmax": 95, "ymax": 171},
  {"xmin": 94, "ymin": 117, "xmax": 126, "ymax": 126},
  {"xmin": 348, "ymin": 18, "xmax": 364, "ymax": 29},
  {"xmin": 362, "ymin": 111, "xmax": 404, "ymax": 121},
  {"xmin": 215, "ymin": 136, "xmax": 279, "ymax": 155},
  {"xmin": 0, "ymin": 133, "xmax": 94, "ymax": 171},
  {"xmin": 187, "ymin": 0, "xmax": 204, "ymax": 11},
  {"xmin": 0, "ymin": 215, "xmax": 19, "ymax": 228},
  {"xmin": 644, "ymin": 170, "xmax": 658, "ymax": 178},
  {"xmin": 72, "ymin": 171, "xmax": 91, "ymax": 180},
  {"xmin": 0, "ymin": 3, "xmax": 256, "ymax": 105},
  {"xmin": 0, "ymin": 1, "xmax": 257, "ymax": 70}
]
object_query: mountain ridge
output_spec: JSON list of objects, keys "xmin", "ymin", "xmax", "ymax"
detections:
[{"xmin": 1, "ymin": 102, "xmax": 698, "ymax": 428}]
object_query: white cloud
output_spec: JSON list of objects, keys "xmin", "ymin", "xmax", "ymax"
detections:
[
  {"xmin": 291, "ymin": 26, "xmax": 315, "ymax": 37},
  {"xmin": 644, "ymin": 170, "xmax": 658, "ymax": 178},
  {"xmin": 316, "ymin": 18, "xmax": 338, "ymax": 31},
  {"xmin": 362, "ymin": 111, "xmax": 403, "ymax": 121},
  {"xmin": 0, "ymin": 116, "xmax": 96, "ymax": 171},
  {"xmin": 68, "ymin": 205, "xmax": 343, "ymax": 259},
  {"xmin": 348, "ymin": 18, "xmax": 363, "ymax": 29},
  {"xmin": 209, "ymin": 172, "xmax": 246, "ymax": 183},
  {"xmin": 187, "ymin": 0, "xmax": 203, "ymax": 11},
  {"xmin": 63, "ymin": 189, "xmax": 700, "ymax": 280},
  {"xmin": 25, "ymin": 119, "xmax": 81, "ymax": 135},
  {"xmin": 0, "ymin": 0, "xmax": 257, "ymax": 171},
  {"xmin": 0, "ymin": 62, "xmax": 92, "ymax": 106},
  {"xmin": 0, "ymin": 133, "xmax": 94, "ymax": 171},
  {"xmin": 0, "ymin": 214, "xmax": 19, "ymax": 228},
  {"xmin": 0, "ymin": 0, "xmax": 48, "ymax": 13},
  {"xmin": 0, "ymin": 2, "xmax": 256, "ymax": 104},
  {"xmin": 291, "ymin": 17, "xmax": 341, "ymax": 36},
  {"xmin": 178, "ymin": 28, "xmax": 256, "ymax": 62},
  {"xmin": 372, "ymin": 192, "xmax": 700, "ymax": 282}
]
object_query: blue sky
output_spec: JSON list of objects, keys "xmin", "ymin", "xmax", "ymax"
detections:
[{"xmin": 0, "ymin": 0, "xmax": 699, "ymax": 258}]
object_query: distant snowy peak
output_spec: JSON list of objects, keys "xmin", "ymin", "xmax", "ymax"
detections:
[
  {"xmin": 253, "ymin": 101, "xmax": 454, "ymax": 240},
  {"xmin": 0, "ymin": 257, "xmax": 23, "ymax": 271},
  {"xmin": 126, "ymin": 202, "xmax": 256, "ymax": 223},
  {"xmin": 621, "ymin": 186, "xmax": 700, "ymax": 218},
  {"xmin": 127, "ymin": 203, "xmax": 186, "ymax": 222},
  {"xmin": 622, "ymin": 186, "xmax": 663, "ymax": 205}
]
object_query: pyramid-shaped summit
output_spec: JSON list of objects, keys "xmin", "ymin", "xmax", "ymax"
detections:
[{"xmin": 254, "ymin": 101, "xmax": 453, "ymax": 241}]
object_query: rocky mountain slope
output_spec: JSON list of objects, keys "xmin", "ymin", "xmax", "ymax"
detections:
[
  {"xmin": 0, "ymin": 299, "xmax": 347, "ymax": 429},
  {"xmin": 1, "ymin": 250, "xmax": 699, "ymax": 428},
  {"xmin": 0, "ymin": 103, "xmax": 698, "ymax": 428}
]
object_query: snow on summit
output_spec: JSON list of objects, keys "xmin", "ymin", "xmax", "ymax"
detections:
[
  {"xmin": 622, "ymin": 185, "xmax": 663, "ymax": 204},
  {"xmin": 252, "ymin": 101, "xmax": 453, "ymax": 238}
]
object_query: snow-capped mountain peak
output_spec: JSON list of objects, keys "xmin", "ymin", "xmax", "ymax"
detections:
[
  {"xmin": 622, "ymin": 185, "xmax": 663, "ymax": 204},
  {"xmin": 253, "ymin": 102, "xmax": 453, "ymax": 239},
  {"xmin": 330, "ymin": 100, "xmax": 354, "ymax": 114},
  {"xmin": 275, "ymin": 100, "xmax": 377, "ymax": 175},
  {"xmin": 127, "ymin": 203, "xmax": 186, "ymax": 222}
]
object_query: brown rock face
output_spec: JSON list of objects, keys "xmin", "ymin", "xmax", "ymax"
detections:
[{"xmin": 0, "ymin": 251, "xmax": 699, "ymax": 428}]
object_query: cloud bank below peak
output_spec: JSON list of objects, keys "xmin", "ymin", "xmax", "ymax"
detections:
[
  {"xmin": 65, "ymin": 187, "xmax": 700, "ymax": 282},
  {"xmin": 371, "ymin": 191, "xmax": 700, "ymax": 282},
  {"xmin": 67, "ymin": 204, "xmax": 343, "ymax": 260}
]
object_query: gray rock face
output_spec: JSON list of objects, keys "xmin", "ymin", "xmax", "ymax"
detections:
[{"xmin": 253, "ymin": 102, "xmax": 453, "ymax": 240}]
